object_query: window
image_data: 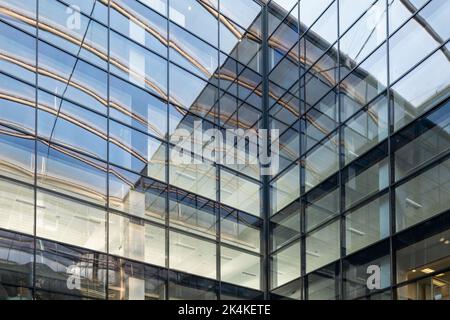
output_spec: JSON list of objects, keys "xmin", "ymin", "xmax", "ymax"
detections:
[
  {"xmin": 344, "ymin": 144, "xmax": 389, "ymax": 209},
  {"xmin": 345, "ymin": 194, "xmax": 390, "ymax": 255},
  {"xmin": 271, "ymin": 241, "xmax": 301, "ymax": 289},
  {"xmin": 169, "ymin": 231, "xmax": 216, "ymax": 279},
  {"xmin": 396, "ymin": 159, "xmax": 450, "ymax": 231},
  {"xmin": 221, "ymin": 246, "xmax": 261, "ymax": 290},
  {"xmin": 0, "ymin": 178, "xmax": 34, "ymax": 235},
  {"xmin": 305, "ymin": 133, "xmax": 339, "ymax": 192},
  {"xmin": 169, "ymin": 188, "xmax": 217, "ymax": 239},
  {"xmin": 394, "ymin": 100, "xmax": 450, "ymax": 181},
  {"xmin": 35, "ymin": 240, "xmax": 107, "ymax": 299},
  {"xmin": 307, "ymin": 262, "xmax": 340, "ymax": 300},
  {"xmin": 396, "ymin": 228, "xmax": 450, "ymax": 285},
  {"xmin": 109, "ymin": 165, "xmax": 166, "ymax": 222},
  {"xmin": 271, "ymin": 164, "xmax": 300, "ymax": 214},
  {"xmin": 109, "ymin": 120, "xmax": 166, "ymax": 182},
  {"xmin": 220, "ymin": 170, "xmax": 260, "ymax": 217},
  {"xmin": 108, "ymin": 257, "xmax": 166, "ymax": 300},
  {"xmin": 306, "ymin": 219, "xmax": 340, "ymax": 274},
  {"xmin": 109, "ymin": 212, "xmax": 166, "ymax": 267},
  {"xmin": 343, "ymin": 241, "xmax": 391, "ymax": 299},
  {"xmin": 221, "ymin": 207, "xmax": 261, "ymax": 253},
  {"xmin": 36, "ymin": 191, "xmax": 107, "ymax": 252}
]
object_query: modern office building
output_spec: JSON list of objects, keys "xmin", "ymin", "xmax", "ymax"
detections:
[{"xmin": 0, "ymin": 0, "xmax": 449, "ymax": 300}]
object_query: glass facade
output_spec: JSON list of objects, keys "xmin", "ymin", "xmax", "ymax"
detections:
[{"xmin": 0, "ymin": 0, "xmax": 449, "ymax": 300}]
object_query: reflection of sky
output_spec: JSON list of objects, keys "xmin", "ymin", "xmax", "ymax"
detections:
[{"xmin": 393, "ymin": 43, "xmax": 450, "ymax": 108}]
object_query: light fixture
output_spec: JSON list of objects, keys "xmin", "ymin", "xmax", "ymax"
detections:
[
  {"xmin": 412, "ymin": 269, "xmax": 417, "ymax": 273},
  {"xmin": 188, "ymin": 6, "xmax": 192, "ymax": 11},
  {"xmin": 432, "ymin": 279, "xmax": 446, "ymax": 287},
  {"xmin": 445, "ymin": 240, "xmax": 450, "ymax": 245},
  {"xmin": 440, "ymin": 238, "xmax": 446, "ymax": 242},
  {"xmin": 405, "ymin": 198, "xmax": 423, "ymax": 209},
  {"xmin": 306, "ymin": 251, "xmax": 320, "ymax": 258},
  {"xmin": 348, "ymin": 227, "xmax": 366, "ymax": 236},
  {"xmin": 436, "ymin": 273, "xmax": 445, "ymax": 277},
  {"xmin": 421, "ymin": 268, "xmax": 435, "ymax": 274}
]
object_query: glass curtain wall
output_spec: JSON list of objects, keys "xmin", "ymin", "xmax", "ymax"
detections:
[{"xmin": 0, "ymin": 0, "xmax": 449, "ymax": 300}]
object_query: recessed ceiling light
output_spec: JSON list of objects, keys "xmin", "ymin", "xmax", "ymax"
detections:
[
  {"xmin": 445, "ymin": 240, "xmax": 450, "ymax": 245},
  {"xmin": 421, "ymin": 268, "xmax": 435, "ymax": 274},
  {"xmin": 440, "ymin": 238, "xmax": 446, "ymax": 242},
  {"xmin": 188, "ymin": 6, "xmax": 192, "ymax": 11},
  {"xmin": 412, "ymin": 269, "xmax": 417, "ymax": 273}
]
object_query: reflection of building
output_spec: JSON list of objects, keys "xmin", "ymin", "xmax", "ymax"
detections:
[{"xmin": 0, "ymin": 0, "xmax": 449, "ymax": 300}]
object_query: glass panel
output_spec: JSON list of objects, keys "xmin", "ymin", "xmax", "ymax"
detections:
[
  {"xmin": 392, "ymin": 43, "xmax": 450, "ymax": 131},
  {"xmin": 396, "ymin": 159, "xmax": 450, "ymax": 231},
  {"xmin": 344, "ymin": 146, "xmax": 389, "ymax": 209},
  {"xmin": 343, "ymin": 94, "xmax": 388, "ymax": 165},
  {"xmin": 271, "ymin": 279, "xmax": 301, "ymax": 300},
  {"xmin": 109, "ymin": 120, "xmax": 166, "ymax": 182},
  {"xmin": 36, "ymin": 191, "xmax": 107, "ymax": 252},
  {"xmin": 37, "ymin": 141, "xmax": 107, "ymax": 206},
  {"xmin": 271, "ymin": 164, "xmax": 299, "ymax": 214},
  {"xmin": 109, "ymin": 165, "xmax": 166, "ymax": 222},
  {"xmin": 270, "ymin": 201, "xmax": 300, "ymax": 250},
  {"xmin": 169, "ymin": 22, "xmax": 218, "ymax": 80},
  {"xmin": 0, "ymin": 73, "xmax": 35, "ymax": 135},
  {"xmin": 108, "ymin": 257, "xmax": 166, "ymax": 300},
  {"xmin": 221, "ymin": 206, "xmax": 261, "ymax": 253},
  {"xmin": 343, "ymin": 241, "xmax": 391, "ymax": 299},
  {"xmin": 169, "ymin": 148, "xmax": 216, "ymax": 201},
  {"xmin": 220, "ymin": 0, "xmax": 261, "ymax": 30},
  {"xmin": 397, "ymin": 274, "xmax": 450, "ymax": 300},
  {"xmin": 169, "ymin": 0, "xmax": 218, "ymax": 47},
  {"xmin": 306, "ymin": 219, "xmax": 340, "ymax": 274},
  {"xmin": 0, "ymin": 125, "xmax": 35, "ymax": 184},
  {"xmin": 340, "ymin": 44, "xmax": 387, "ymax": 122},
  {"xmin": 169, "ymin": 188, "xmax": 217, "ymax": 239},
  {"xmin": 305, "ymin": 177, "xmax": 339, "ymax": 232},
  {"xmin": 38, "ymin": 0, "xmax": 108, "ymax": 69},
  {"xmin": 0, "ymin": 178, "xmax": 34, "ymax": 235},
  {"xmin": 220, "ymin": 170, "xmax": 260, "ymax": 217},
  {"xmin": 109, "ymin": 75, "xmax": 167, "ymax": 139},
  {"xmin": 37, "ymin": 90, "xmax": 108, "ymax": 160},
  {"xmin": 307, "ymin": 263, "xmax": 340, "ymax": 300},
  {"xmin": 340, "ymin": 0, "xmax": 387, "ymax": 64},
  {"xmin": 109, "ymin": 212, "xmax": 166, "ymax": 267},
  {"xmin": 110, "ymin": 31, "xmax": 167, "ymax": 98},
  {"xmin": 394, "ymin": 101, "xmax": 450, "ymax": 181},
  {"xmin": 38, "ymin": 41, "xmax": 108, "ymax": 115},
  {"xmin": 35, "ymin": 240, "xmax": 107, "ymax": 299},
  {"xmin": 169, "ymin": 231, "xmax": 216, "ymax": 279},
  {"xmin": 110, "ymin": 0, "xmax": 167, "ymax": 57},
  {"xmin": 0, "ymin": 230, "xmax": 34, "ymax": 299},
  {"xmin": 0, "ymin": 21, "xmax": 36, "ymax": 84},
  {"xmin": 0, "ymin": 0, "xmax": 36, "ymax": 34},
  {"xmin": 389, "ymin": 1, "xmax": 450, "ymax": 83},
  {"xmin": 345, "ymin": 194, "xmax": 390, "ymax": 255},
  {"xmin": 168, "ymin": 271, "xmax": 217, "ymax": 300},
  {"xmin": 305, "ymin": 133, "xmax": 339, "ymax": 192},
  {"xmin": 396, "ymin": 228, "xmax": 450, "ymax": 285},
  {"xmin": 271, "ymin": 241, "xmax": 301, "ymax": 289},
  {"xmin": 221, "ymin": 246, "xmax": 261, "ymax": 290}
]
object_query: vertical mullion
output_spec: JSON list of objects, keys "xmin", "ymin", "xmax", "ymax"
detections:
[
  {"xmin": 217, "ymin": 0, "xmax": 222, "ymax": 300},
  {"xmin": 336, "ymin": 0, "xmax": 345, "ymax": 301},
  {"xmin": 106, "ymin": 0, "xmax": 112, "ymax": 301},
  {"xmin": 261, "ymin": 2, "xmax": 271, "ymax": 300},
  {"xmin": 165, "ymin": 0, "xmax": 171, "ymax": 301},
  {"xmin": 32, "ymin": 0, "xmax": 39, "ymax": 300},
  {"xmin": 386, "ymin": 0, "xmax": 396, "ymax": 300}
]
